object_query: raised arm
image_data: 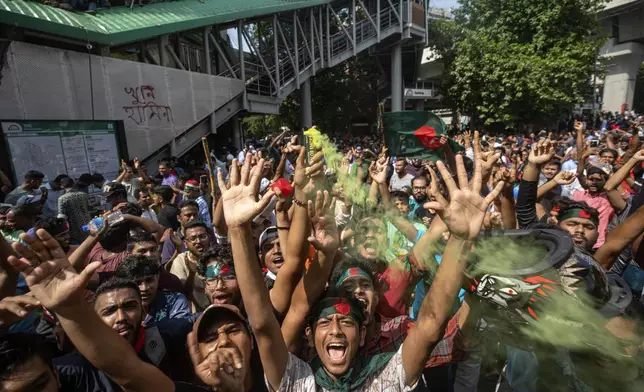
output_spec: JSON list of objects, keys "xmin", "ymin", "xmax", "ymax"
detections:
[
  {"xmin": 281, "ymin": 191, "xmax": 338, "ymax": 353},
  {"xmin": 134, "ymin": 158, "xmax": 152, "ymax": 185},
  {"xmin": 402, "ymin": 155, "xmax": 504, "ymax": 386},
  {"xmin": 517, "ymin": 140, "xmax": 557, "ymax": 228},
  {"xmin": 595, "ymin": 204, "xmax": 644, "ymax": 270},
  {"xmin": 122, "ymin": 214, "xmax": 165, "ymax": 242},
  {"xmin": 536, "ymin": 171, "xmax": 576, "ymax": 201},
  {"xmin": 8, "ymin": 230, "xmax": 174, "ymax": 392},
  {"xmin": 604, "ymin": 149, "xmax": 644, "ymax": 192},
  {"xmin": 270, "ymin": 147, "xmax": 322, "ymax": 314},
  {"xmin": 217, "ymin": 155, "xmax": 288, "ymax": 390}
]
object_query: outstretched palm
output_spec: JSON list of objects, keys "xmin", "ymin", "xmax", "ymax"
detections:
[
  {"xmin": 426, "ymin": 156, "xmax": 504, "ymax": 240},
  {"xmin": 308, "ymin": 190, "xmax": 338, "ymax": 254},
  {"xmin": 218, "ymin": 154, "xmax": 275, "ymax": 228},
  {"xmin": 8, "ymin": 230, "xmax": 100, "ymax": 311}
]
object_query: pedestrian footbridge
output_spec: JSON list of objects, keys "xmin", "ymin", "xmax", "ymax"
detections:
[{"xmin": 0, "ymin": 0, "xmax": 426, "ymax": 162}]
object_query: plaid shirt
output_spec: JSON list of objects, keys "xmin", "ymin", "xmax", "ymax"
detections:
[{"xmin": 363, "ymin": 313, "xmax": 465, "ymax": 367}]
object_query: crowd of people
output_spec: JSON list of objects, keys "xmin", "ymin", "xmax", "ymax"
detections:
[{"xmin": 0, "ymin": 116, "xmax": 643, "ymax": 392}]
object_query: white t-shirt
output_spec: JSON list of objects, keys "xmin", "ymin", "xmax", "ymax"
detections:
[
  {"xmin": 269, "ymin": 346, "xmax": 416, "ymax": 392},
  {"xmin": 390, "ymin": 173, "xmax": 414, "ymax": 192}
]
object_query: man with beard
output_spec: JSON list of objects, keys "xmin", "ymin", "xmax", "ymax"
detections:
[
  {"xmin": 196, "ymin": 247, "xmax": 241, "ymax": 307},
  {"xmin": 409, "ymin": 176, "xmax": 431, "ymax": 220},
  {"xmin": 115, "ymin": 255, "xmax": 191, "ymax": 327},
  {"xmin": 182, "ymin": 180, "xmax": 212, "ymax": 227},
  {"xmin": 7, "ymin": 232, "xmax": 200, "ymax": 391},
  {"xmin": 170, "ymin": 221, "xmax": 212, "ymax": 312},
  {"xmin": 258, "ymin": 227, "xmax": 284, "ymax": 288},
  {"xmin": 136, "ymin": 188, "xmax": 158, "ymax": 223},
  {"xmin": 218, "ymin": 152, "xmax": 501, "ymax": 391},
  {"xmin": 390, "ymin": 158, "xmax": 414, "ymax": 192},
  {"xmin": 160, "ymin": 200, "xmax": 200, "ymax": 265}
]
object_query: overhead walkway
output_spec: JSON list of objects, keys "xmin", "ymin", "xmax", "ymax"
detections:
[{"xmin": 1, "ymin": 0, "xmax": 427, "ymax": 161}]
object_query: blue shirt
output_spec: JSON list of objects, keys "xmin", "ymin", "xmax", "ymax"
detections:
[{"xmin": 144, "ymin": 290, "xmax": 192, "ymax": 327}]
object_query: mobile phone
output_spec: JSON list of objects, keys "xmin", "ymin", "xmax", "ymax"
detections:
[{"xmin": 590, "ymin": 140, "xmax": 599, "ymax": 148}]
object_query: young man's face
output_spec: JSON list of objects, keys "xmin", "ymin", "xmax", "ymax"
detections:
[
  {"xmin": 559, "ymin": 218, "xmax": 599, "ymax": 250},
  {"xmin": 599, "ymin": 153, "xmax": 616, "ymax": 166},
  {"xmin": 1, "ymin": 356, "xmax": 59, "ymax": 392},
  {"xmin": 183, "ymin": 188, "xmax": 200, "ymax": 201},
  {"xmin": 93, "ymin": 288, "xmax": 144, "ymax": 346},
  {"xmin": 338, "ymin": 275, "xmax": 378, "ymax": 325},
  {"xmin": 123, "ymin": 167, "xmax": 135, "ymax": 181},
  {"xmin": 312, "ymin": 314, "xmax": 365, "ymax": 377},
  {"xmin": 394, "ymin": 159, "xmax": 406, "ymax": 174},
  {"xmin": 586, "ymin": 173, "xmax": 606, "ymax": 194},
  {"xmin": 130, "ymin": 241, "xmax": 160, "ymax": 260},
  {"xmin": 135, "ymin": 275, "xmax": 160, "ymax": 307},
  {"xmin": 199, "ymin": 319, "xmax": 252, "ymax": 379},
  {"xmin": 411, "ymin": 177, "xmax": 428, "ymax": 202},
  {"xmin": 541, "ymin": 163, "xmax": 559, "ymax": 180},
  {"xmin": 204, "ymin": 261, "xmax": 241, "ymax": 306},
  {"xmin": 394, "ymin": 198, "xmax": 410, "ymax": 215},
  {"xmin": 355, "ymin": 219, "xmax": 387, "ymax": 262},
  {"xmin": 26, "ymin": 178, "xmax": 43, "ymax": 190},
  {"xmin": 53, "ymin": 229, "xmax": 71, "ymax": 253},
  {"xmin": 137, "ymin": 191, "xmax": 153, "ymax": 208},
  {"xmin": 5, "ymin": 210, "xmax": 30, "ymax": 232},
  {"xmin": 185, "ymin": 226, "xmax": 210, "ymax": 255},
  {"xmin": 178, "ymin": 206, "xmax": 199, "ymax": 228},
  {"xmin": 158, "ymin": 164, "xmax": 171, "ymax": 178},
  {"xmin": 261, "ymin": 237, "xmax": 284, "ymax": 275}
]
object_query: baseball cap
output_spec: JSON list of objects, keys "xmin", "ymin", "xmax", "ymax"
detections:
[
  {"xmin": 101, "ymin": 182, "xmax": 127, "ymax": 198},
  {"xmin": 193, "ymin": 304, "xmax": 249, "ymax": 341},
  {"xmin": 258, "ymin": 226, "xmax": 278, "ymax": 248},
  {"xmin": 16, "ymin": 194, "xmax": 43, "ymax": 205}
]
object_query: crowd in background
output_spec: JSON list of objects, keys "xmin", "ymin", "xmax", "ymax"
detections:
[{"xmin": 0, "ymin": 113, "xmax": 643, "ymax": 392}]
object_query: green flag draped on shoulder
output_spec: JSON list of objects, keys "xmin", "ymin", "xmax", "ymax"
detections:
[{"xmin": 383, "ymin": 111, "xmax": 461, "ymax": 161}]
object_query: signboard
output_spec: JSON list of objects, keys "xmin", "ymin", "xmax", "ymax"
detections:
[{"xmin": 1, "ymin": 120, "xmax": 127, "ymax": 185}]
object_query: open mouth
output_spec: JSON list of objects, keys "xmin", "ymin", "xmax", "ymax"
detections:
[
  {"xmin": 211, "ymin": 292, "xmax": 232, "ymax": 305},
  {"xmin": 272, "ymin": 255, "xmax": 284, "ymax": 268},
  {"xmin": 572, "ymin": 236, "xmax": 586, "ymax": 246},
  {"xmin": 325, "ymin": 342, "xmax": 347, "ymax": 364},
  {"xmin": 355, "ymin": 296, "xmax": 368, "ymax": 308}
]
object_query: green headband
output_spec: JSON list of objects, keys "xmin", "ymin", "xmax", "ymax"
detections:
[
  {"xmin": 205, "ymin": 263, "xmax": 235, "ymax": 279},
  {"xmin": 335, "ymin": 267, "xmax": 371, "ymax": 287},
  {"xmin": 558, "ymin": 207, "xmax": 599, "ymax": 227},
  {"xmin": 312, "ymin": 297, "xmax": 365, "ymax": 326}
]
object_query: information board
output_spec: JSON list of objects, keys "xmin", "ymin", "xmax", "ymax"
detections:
[{"xmin": 1, "ymin": 121, "xmax": 127, "ymax": 184}]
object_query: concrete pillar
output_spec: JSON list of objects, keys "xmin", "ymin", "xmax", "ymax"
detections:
[
  {"xmin": 159, "ymin": 35, "xmax": 170, "ymax": 67},
  {"xmin": 601, "ymin": 41, "xmax": 644, "ymax": 113},
  {"xmin": 301, "ymin": 79, "xmax": 313, "ymax": 128},
  {"xmin": 232, "ymin": 115, "xmax": 243, "ymax": 150},
  {"xmin": 391, "ymin": 42, "xmax": 403, "ymax": 112}
]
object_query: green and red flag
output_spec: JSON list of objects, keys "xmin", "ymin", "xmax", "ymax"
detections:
[{"xmin": 383, "ymin": 111, "xmax": 460, "ymax": 161}]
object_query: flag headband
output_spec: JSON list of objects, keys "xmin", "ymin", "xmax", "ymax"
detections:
[
  {"xmin": 205, "ymin": 263, "xmax": 235, "ymax": 279},
  {"xmin": 184, "ymin": 182, "xmax": 200, "ymax": 191},
  {"xmin": 312, "ymin": 297, "xmax": 364, "ymax": 326},
  {"xmin": 335, "ymin": 267, "xmax": 371, "ymax": 287},
  {"xmin": 557, "ymin": 207, "xmax": 599, "ymax": 227}
]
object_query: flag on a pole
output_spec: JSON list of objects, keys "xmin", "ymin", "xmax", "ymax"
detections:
[{"xmin": 384, "ymin": 111, "xmax": 460, "ymax": 161}]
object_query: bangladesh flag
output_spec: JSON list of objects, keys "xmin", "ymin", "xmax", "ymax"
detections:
[{"xmin": 384, "ymin": 111, "xmax": 461, "ymax": 161}]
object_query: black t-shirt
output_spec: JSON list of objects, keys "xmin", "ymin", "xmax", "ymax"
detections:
[
  {"xmin": 55, "ymin": 318, "xmax": 194, "ymax": 391},
  {"xmin": 157, "ymin": 204, "xmax": 180, "ymax": 231}
]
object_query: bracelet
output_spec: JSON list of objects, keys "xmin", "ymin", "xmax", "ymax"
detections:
[
  {"xmin": 277, "ymin": 226, "xmax": 290, "ymax": 230},
  {"xmin": 293, "ymin": 198, "xmax": 306, "ymax": 208}
]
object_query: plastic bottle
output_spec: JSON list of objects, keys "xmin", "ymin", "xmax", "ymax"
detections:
[{"xmin": 82, "ymin": 217, "xmax": 104, "ymax": 233}]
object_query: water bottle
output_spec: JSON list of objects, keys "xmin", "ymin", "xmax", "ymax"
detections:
[
  {"xmin": 82, "ymin": 217, "xmax": 104, "ymax": 233},
  {"xmin": 106, "ymin": 210, "xmax": 124, "ymax": 226}
]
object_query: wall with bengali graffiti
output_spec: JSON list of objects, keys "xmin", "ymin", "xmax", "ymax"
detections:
[{"xmin": 0, "ymin": 41, "xmax": 245, "ymax": 159}]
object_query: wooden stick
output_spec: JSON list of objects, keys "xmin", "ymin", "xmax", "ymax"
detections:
[{"xmin": 201, "ymin": 137, "xmax": 217, "ymax": 204}]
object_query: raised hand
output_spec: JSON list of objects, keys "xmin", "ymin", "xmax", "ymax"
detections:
[
  {"xmin": 8, "ymin": 230, "xmax": 101, "ymax": 311},
  {"xmin": 134, "ymin": 157, "xmax": 141, "ymax": 170},
  {"xmin": 528, "ymin": 139, "xmax": 557, "ymax": 166},
  {"xmin": 307, "ymin": 190, "xmax": 338, "ymax": 254},
  {"xmin": 369, "ymin": 156, "xmax": 389, "ymax": 185},
  {"xmin": 554, "ymin": 171, "xmax": 577, "ymax": 185},
  {"xmin": 425, "ymin": 155, "xmax": 504, "ymax": 240},
  {"xmin": 0, "ymin": 294, "xmax": 41, "ymax": 328},
  {"xmin": 291, "ymin": 146, "xmax": 324, "ymax": 195},
  {"xmin": 494, "ymin": 167, "xmax": 517, "ymax": 191},
  {"xmin": 424, "ymin": 166, "xmax": 448, "ymax": 210},
  {"xmin": 632, "ymin": 149, "xmax": 644, "ymax": 161},
  {"xmin": 217, "ymin": 154, "xmax": 275, "ymax": 229},
  {"xmin": 187, "ymin": 332, "xmax": 245, "ymax": 391}
]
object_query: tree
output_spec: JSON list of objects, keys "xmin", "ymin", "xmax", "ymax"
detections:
[{"xmin": 436, "ymin": 0, "xmax": 606, "ymax": 129}]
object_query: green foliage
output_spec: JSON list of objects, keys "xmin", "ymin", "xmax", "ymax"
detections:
[{"xmin": 435, "ymin": 0, "xmax": 606, "ymax": 128}]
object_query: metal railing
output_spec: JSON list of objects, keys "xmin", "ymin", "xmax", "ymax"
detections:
[{"xmin": 216, "ymin": 0, "xmax": 404, "ymax": 99}]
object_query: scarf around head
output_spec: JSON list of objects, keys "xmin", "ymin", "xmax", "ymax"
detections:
[{"xmin": 309, "ymin": 297, "xmax": 394, "ymax": 390}]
